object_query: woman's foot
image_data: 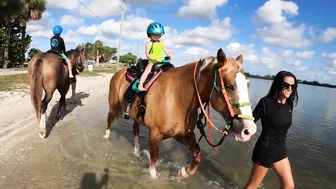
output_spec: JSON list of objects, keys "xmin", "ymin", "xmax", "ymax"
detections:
[{"xmin": 69, "ymin": 75, "xmax": 74, "ymax": 79}]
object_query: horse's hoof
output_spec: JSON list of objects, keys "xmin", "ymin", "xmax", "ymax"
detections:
[
  {"xmin": 103, "ymin": 130, "xmax": 110, "ymax": 139},
  {"xmin": 149, "ymin": 168, "xmax": 157, "ymax": 178},
  {"xmin": 38, "ymin": 129, "xmax": 47, "ymax": 138},
  {"xmin": 178, "ymin": 167, "xmax": 189, "ymax": 179},
  {"xmin": 133, "ymin": 148, "xmax": 140, "ymax": 158}
]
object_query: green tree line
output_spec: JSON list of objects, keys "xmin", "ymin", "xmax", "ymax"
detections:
[
  {"xmin": 28, "ymin": 39, "xmax": 139, "ymax": 67},
  {"xmin": 245, "ymin": 72, "xmax": 336, "ymax": 89}
]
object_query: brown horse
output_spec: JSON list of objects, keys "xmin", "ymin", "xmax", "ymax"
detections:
[
  {"xmin": 104, "ymin": 48, "xmax": 257, "ymax": 178},
  {"xmin": 28, "ymin": 45, "xmax": 86, "ymax": 138}
]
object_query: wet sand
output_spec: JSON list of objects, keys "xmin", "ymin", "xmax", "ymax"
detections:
[{"xmin": 0, "ymin": 73, "xmax": 234, "ymax": 189}]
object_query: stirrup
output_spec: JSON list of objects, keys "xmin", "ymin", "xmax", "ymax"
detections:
[{"xmin": 124, "ymin": 103, "xmax": 131, "ymax": 119}]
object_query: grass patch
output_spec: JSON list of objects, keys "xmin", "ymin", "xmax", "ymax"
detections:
[
  {"xmin": 0, "ymin": 73, "xmax": 29, "ymax": 92},
  {"xmin": 80, "ymin": 70, "xmax": 101, "ymax": 77},
  {"xmin": 0, "ymin": 68, "xmax": 116, "ymax": 92},
  {"xmin": 80, "ymin": 68, "xmax": 116, "ymax": 77}
]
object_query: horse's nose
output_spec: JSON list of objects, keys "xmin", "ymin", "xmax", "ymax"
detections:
[
  {"xmin": 243, "ymin": 129, "xmax": 250, "ymax": 135},
  {"xmin": 231, "ymin": 119, "xmax": 244, "ymax": 134}
]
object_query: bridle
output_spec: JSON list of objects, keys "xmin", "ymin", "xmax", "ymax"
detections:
[{"xmin": 193, "ymin": 59, "xmax": 254, "ymax": 148}]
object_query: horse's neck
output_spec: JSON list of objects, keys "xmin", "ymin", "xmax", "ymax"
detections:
[
  {"xmin": 180, "ymin": 63, "xmax": 214, "ymax": 107},
  {"xmin": 197, "ymin": 70, "xmax": 215, "ymax": 104}
]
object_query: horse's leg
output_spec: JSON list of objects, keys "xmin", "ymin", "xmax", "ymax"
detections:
[
  {"xmin": 39, "ymin": 89, "xmax": 54, "ymax": 138},
  {"xmin": 133, "ymin": 121, "xmax": 140, "ymax": 157},
  {"xmin": 103, "ymin": 105, "xmax": 120, "ymax": 138},
  {"xmin": 148, "ymin": 130, "xmax": 163, "ymax": 178},
  {"xmin": 174, "ymin": 132, "xmax": 202, "ymax": 179},
  {"xmin": 70, "ymin": 81, "xmax": 76, "ymax": 104},
  {"xmin": 57, "ymin": 89, "xmax": 67, "ymax": 120}
]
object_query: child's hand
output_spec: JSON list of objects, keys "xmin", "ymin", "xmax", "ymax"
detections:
[{"xmin": 169, "ymin": 55, "xmax": 172, "ymax": 60}]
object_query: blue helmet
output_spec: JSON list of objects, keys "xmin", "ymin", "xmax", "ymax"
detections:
[
  {"xmin": 53, "ymin": 25, "xmax": 63, "ymax": 35},
  {"xmin": 147, "ymin": 22, "xmax": 165, "ymax": 37}
]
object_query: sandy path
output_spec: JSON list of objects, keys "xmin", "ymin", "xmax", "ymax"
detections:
[{"xmin": 0, "ymin": 73, "xmax": 113, "ymax": 158}]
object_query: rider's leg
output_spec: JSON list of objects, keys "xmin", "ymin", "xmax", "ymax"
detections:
[
  {"xmin": 66, "ymin": 59, "xmax": 74, "ymax": 78},
  {"xmin": 61, "ymin": 53, "xmax": 74, "ymax": 78},
  {"xmin": 138, "ymin": 63, "xmax": 153, "ymax": 91}
]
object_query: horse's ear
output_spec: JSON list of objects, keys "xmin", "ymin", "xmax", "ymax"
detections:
[
  {"xmin": 217, "ymin": 48, "xmax": 227, "ymax": 64},
  {"xmin": 76, "ymin": 45, "xmax": 83, "ymax": 51},
  {"xmin": 236, "ymin": 54, "xmax": 243, "ymax": 64}
]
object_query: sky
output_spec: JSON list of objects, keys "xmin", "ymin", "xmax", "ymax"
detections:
[{"xmin": 26, "ymin": 0, "xmax": 336, "ymax": 84}]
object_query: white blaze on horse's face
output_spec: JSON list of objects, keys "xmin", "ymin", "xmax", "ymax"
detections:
[{"xmin": 234, "ymin": 72, "xmax": 257, "ymax": 141}]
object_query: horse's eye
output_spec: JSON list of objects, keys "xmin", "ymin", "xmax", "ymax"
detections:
[{"xmin": 225, "ymin": 84, "xmax": 235, "ymax": 91}]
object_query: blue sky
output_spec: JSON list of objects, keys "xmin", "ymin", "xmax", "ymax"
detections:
[{"xmin": 26, "ymin": 0, "xmax": 336, "ymax": 84}]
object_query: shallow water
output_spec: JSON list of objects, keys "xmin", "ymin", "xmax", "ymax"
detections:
[{"xmin": 0, "ymin": 78, "xmax": 335, "ymax": 189}]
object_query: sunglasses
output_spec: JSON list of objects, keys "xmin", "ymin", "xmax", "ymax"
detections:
[{"xmin": 282, "ymin": 82, "xmax": 296, "ymax": 90}]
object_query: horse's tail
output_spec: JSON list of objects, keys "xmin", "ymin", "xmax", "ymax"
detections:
[{"xmin": 30, "ymin": 58, "xmax": 44, "ymax": 120}]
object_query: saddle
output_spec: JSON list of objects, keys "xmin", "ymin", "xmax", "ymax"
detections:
[
  {"xmin": 46, "ymin": 50, "xmax": 67, "ymax": 65},
  {"xmin": 123, "ymin": 58, "xmax": 174, "ymax": 120}
]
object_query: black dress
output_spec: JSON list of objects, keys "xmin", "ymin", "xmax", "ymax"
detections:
[{"xmin": 252, "ymin": 96, "xmax": 293, "ymax": 168}]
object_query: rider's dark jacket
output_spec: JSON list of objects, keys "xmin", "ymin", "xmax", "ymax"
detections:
[{"xmin": 50, "ymin": 34, "xmax": 66, "ymax": 54}]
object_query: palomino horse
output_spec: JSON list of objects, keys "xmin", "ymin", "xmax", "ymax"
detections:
[
  {"xmin": 28, "ymin": 45, "xmax": 85, "ymax": 138},
  {"xmin": 103, "ymin": 48, "xmax": 257, "ymax": 178}
]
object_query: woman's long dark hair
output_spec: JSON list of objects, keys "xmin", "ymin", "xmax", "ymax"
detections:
[{"xmin": 266, "ymin": 70, "xmax": 299, "ymax": 107}]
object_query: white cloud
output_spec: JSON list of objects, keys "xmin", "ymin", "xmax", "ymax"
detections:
[
  {"xmin": 47, "ymin": 0, "xmax": 122, "ymax": 17},
  {"xmin": 255, "ymin": 0, "xmax": 312, "ymax": 48},
  {"xmin": 46, "ymin": 0, "xmax": 79, "ymax": 10},
  {"xmin": 78, "ymin": 0, "xmax": 123, "ymax": 17},
  {"xmin": 177, "ymin": 0, "xmax": 228, "ymax": 19},
  {"xmin": 99, "ymin": 16, "xmax": 153, "ymax": 40},
  {"xmin": 63, "ymin": 30, "xmax": 82, "ymax": 46},
  {"xmin": 296, "ymin": 51, "xmax": 315, "ymax": 59},
  {"xmin": 225, "ymin": 42, "xmax": 258, "ymax": 63},
  {"xmin": 26, "ymin": 11, "xmax": 53, "ymax": 33},
  {"xmin": 173, "ymin": 18, "xmax": 232, "ymax": 46},
  {"xmin": 60, "ymin": 15, "xmax": 84, "ymax": 27},
  {"xmin": 279, "ymin": 50, "xmax": 294, "ymax": 58},
  {"xmin": 127, "ymin": 0, "xmax": 175, "ymax": 5},
  {"xmin": 255, "ymin": 0, "xmax": 298, "ymax": 24},
  {"xmin": 183, "ymin": 47, "xmax": 210, "ymax": 57},
  {"xmin": 324, "ymin": 60, "xmax": 336, "ymax": 75},
  {"xmin": 30, "ymin": 30, "xmax": 53, "ymax": 38},
  {"xmin": 77, "ymin": 25, "xmax": 99, "ymax": 36},
  {"xmin": 260, "ymin": 47, "xmax": 278, "ymax": 68},
  {"xmin": 257, "ymin": 22, "xmax": 311, "ymax": 48},
  {"xmin": 321, "ymin": 27, "xmax": 336, "ymax": 42},
  {"xmin": 322, "ymin": 52, "xmax": 336, "ymax": 60}
]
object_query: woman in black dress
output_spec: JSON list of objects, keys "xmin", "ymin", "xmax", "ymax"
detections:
[{"xmin": 244, "ymin": 71, "xmax": 299, "ymax": 189}]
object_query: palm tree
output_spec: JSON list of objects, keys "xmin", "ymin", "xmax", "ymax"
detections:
[
  {"xmin": 0, "ymin": 0, "xmax": 24, "ymax": 68},
  {"xmin": 0, "ymin": 0, "xmax": 46, "ymax": 68},
  {"xmin": 19, "ymin": 0, "xmax": 46, "ymax": 41}
]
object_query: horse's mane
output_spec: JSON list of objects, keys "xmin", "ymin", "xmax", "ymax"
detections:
[
  {"xmin": 66, "ymin": 48, "xmax": 79, "ymax": 58},
  {"xmin": 186, "ymin": 56, "xmax": 243, "ymax": 74}
]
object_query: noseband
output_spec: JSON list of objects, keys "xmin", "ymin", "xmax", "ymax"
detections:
[{"xmin": 193, "ymin": 59, "xmax": 254, "ymax": 147}]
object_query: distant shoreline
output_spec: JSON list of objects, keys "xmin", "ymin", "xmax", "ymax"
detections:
[{"xmin": 246, "ymin": 72, "xmax": 336, "ymax": 89}]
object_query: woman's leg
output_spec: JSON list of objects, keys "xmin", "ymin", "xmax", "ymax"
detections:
[
  {"xmin": 138, "ymin": 63, "xmax": 153, "ymax": 91},
  {"xmin": 244, "ymin": 163, "xmax": 269, "ymax": 189},
  {"xmin": 273, "ymin": 157, "xmax": 294, "ymax": 189}
]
